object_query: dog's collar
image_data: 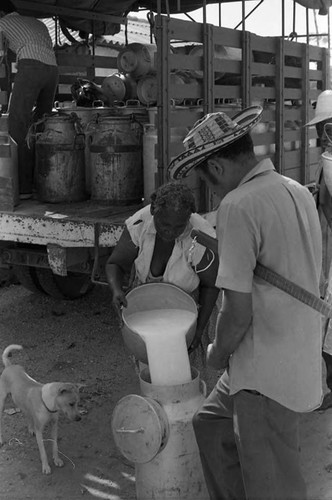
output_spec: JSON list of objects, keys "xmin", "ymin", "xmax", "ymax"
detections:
[{"xmin": 41, "ymin": 396, "xmax": 58, "ymax": 414}]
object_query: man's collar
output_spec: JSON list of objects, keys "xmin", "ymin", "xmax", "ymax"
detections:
[{"xmin": 239, "ymin": 158, "xmax": 275, "ymax": 187}]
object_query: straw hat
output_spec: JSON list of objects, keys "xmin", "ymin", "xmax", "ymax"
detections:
[
  {"xmin": 305, "ymin": 90, "xmax": 332, "ymax": 126},
  {"xmin": 168, "ymin": 105, "xmax": 263, "ymax": 179}
]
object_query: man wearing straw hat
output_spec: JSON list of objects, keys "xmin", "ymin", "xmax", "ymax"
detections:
[
  {"xmin": 169, "ymin": 106, "xmax": 323, "ymax": 500},
  {"xmin": 305, "ymin": 90, "xmax": 332, "ymax": 411}
]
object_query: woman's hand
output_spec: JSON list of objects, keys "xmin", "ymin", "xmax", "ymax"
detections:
[{"xmin": 112, "ymin": 287, "xmax": 127, "ymax": 317}]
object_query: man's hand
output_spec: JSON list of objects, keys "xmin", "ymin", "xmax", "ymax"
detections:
[{"xmin": 206, "ymin": 343, "xmax": 229, "ymax": 370}]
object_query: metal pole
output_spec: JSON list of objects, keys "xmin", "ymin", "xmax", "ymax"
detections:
[
  {"xmin": 235, "ymin": 0, "xmax": 263, "ymax": 30},
  {"xmin": 328, "ymin": 7, "xmax": 331, "ymax": 53}
]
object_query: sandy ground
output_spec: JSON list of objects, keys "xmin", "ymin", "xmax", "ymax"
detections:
[{"xmin": 0, "ymin": 279, "xmax": 331, "ymax": 500}]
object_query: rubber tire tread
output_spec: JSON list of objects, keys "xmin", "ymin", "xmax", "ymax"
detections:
[
  {"xmin": 12, "ymin": 265, "xmax": 44, "ymax": 294},
  {"xmin": 35, "ymin": 268, "xmax": 94, "ymax": 300}
]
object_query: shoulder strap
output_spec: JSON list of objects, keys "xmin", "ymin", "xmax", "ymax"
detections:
[
  {"xmin": 190, "ymin": 228, "xmax": 332, "ymax": 319},
  {"xmin": 254, "ymin": 262, "xmax": 331, "ymax": 318}
]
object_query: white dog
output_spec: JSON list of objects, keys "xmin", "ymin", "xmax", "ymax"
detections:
[{"xmin": 0, "ymin": 344, "xmax": 82, "ymax": 474}]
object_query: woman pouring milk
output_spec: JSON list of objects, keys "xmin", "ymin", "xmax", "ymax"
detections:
[{"xmin": 106, "ymin": 181, "xmax": 220, "ymax": 381}]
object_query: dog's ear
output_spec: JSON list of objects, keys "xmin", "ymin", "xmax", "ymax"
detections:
[
  {"xmin": 57, "ymin": 382, "xmax": 83, "ymax": 395},
  {"xmin": 57, "ymin": 385, "xmax": 71, "ymax": 395}
]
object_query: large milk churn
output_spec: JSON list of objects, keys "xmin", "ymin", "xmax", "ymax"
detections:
[
  {"xmin": 34, "ymin": 113, "xmax": 86, "ymax": 203},
  {"xmin": 117, "ymin": 43, "xmax": 157, "ymax": 79},
  {"xmin": 89, "ymin": 114, "xmax": 143, "ymax": 204},
  {"xmin": 101, "ymin": 73, "xmax": 137, "ymax": 104},
  {"xmin": 0, "ymin": 114, "xmax": 9, "ymax": 133},
  {"xmin": 58, "ymin": 105, "xmax": 114, "ymax": 194},
  {"xmin": 112, "ymin": 282, "xmax": 208, "ymax": 499},
  {"xmin": 0, "ymin": 132, "xmax": 19, "ymax": 208},
  {"xmin": 112, "ymin": 367, "xmax": 209, "ymax": 500}
]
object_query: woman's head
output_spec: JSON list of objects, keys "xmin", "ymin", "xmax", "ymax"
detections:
[{"xmin": 150, "ymin": 182, "xmax": 196, "ymax": 241}]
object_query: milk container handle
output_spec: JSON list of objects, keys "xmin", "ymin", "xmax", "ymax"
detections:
[
  {"xmin": 126, "ymin": 99, "xmax": 140, "ymax": 107},
  {"xmin": 93, "ymin": 99, "xmax": 105, "ymax": 107},
  {"xmin": 115, "ymin": 427, "xmax": 145, "ymax": 434},
  {"xmin": 26, "ymin": 115, "xmax": 50, "ymax": 148}
]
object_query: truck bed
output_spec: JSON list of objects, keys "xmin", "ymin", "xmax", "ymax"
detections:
[{"xmin": 0, "ymin": 199, "xmax": 142, "ymax": 248}]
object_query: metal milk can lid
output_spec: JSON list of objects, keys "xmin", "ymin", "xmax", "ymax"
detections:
[{"xmin": 111, "ymin": 394, "xmax": 169, "ymax": 463}]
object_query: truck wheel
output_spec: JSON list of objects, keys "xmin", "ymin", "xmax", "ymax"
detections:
[
  {"xmin": 12, "ymin": 265, "xmax": 44, "ymax": 294},
  {"xmin": 35, "ymin": 268, "xmax": 94, "ymax": 300}
]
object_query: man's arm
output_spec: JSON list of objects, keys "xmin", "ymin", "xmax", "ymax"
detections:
[
  {"xmin": 189, "ymin": 248, "xmax": 220, "ymax": 352},
  {"xmin": 207, "ymin": 288, "xmax": 252, "ymax": 370}
]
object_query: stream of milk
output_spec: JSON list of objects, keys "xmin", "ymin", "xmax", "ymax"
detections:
[{"xmin": 125, "ymin": 309, "xmax": 195, "ymax": 386}]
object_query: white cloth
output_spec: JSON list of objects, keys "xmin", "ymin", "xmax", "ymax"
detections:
[{"xmin": 126, "ymin": 205, "xmax": 216, "ymax": 293}]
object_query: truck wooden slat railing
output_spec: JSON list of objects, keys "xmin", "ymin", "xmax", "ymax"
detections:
[{"xmin": 152, "ymin": 14, "xmax": 328, "ymax": 211}]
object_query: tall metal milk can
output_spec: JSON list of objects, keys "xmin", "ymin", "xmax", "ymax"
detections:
[
  {"xmin": 0, "ymin": 132, "xmax": 19, "ymax": 208},
  {"xmin": 58, "ymin": 105, "xmax": 114, "ymax": 194},
  {"xmin": 34, "ymin": 112, "xmax": 86, "ymax": 203},
  {"xmin": 117, "ymin": 43, "xmax": 157, "ymax": 79},
  {"xmin": 89, "ymin": 114, "xmax": 143, "ymax": 204},
  {"xmin": 112, "ymin": 366, "xmax": 209, "ymax": 500},
  {"xmin": 143, "ymin": 123, "xmax": 189, "ymax": 204}
]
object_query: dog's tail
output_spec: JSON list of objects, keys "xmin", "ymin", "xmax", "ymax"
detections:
[{"xmin": 2, "ymin": 344, "xmax": 23, "ymax": 367}]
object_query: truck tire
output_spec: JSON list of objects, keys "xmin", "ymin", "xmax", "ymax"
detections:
[
  {"xmin": 12, "ymin": 265, "xmax": 44, "ymax": 294},
  {"xmin": 35, "ymin": 268, "xmax": 94, "ymax": 300}
]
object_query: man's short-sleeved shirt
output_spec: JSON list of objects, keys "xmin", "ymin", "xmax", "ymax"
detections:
[
  {"xmin": 216, "ymin": 158, "xmax": 322, "ymax": 412},
  {"xmin": 0, "ymin": 13, "xmax": 56, "ymax": 66}
]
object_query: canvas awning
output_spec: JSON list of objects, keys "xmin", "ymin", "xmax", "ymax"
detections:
[{"xmin": 6, "ymin": 0, "xmax": 250, "ymax": 37}]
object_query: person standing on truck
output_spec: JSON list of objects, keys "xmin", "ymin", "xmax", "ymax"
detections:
[
  {"xmin": 105, "ymin": 181, "xmax": 220, "ymax": 385},
  {"xmin": 168, "ymin": 107, "xmax": 323, "ymax": 500},
  {"xmin": 305, "ymin": 89, "xmax": 332, "ymax": 411},
  {"xmin": 0, "ymin": 1, "xmax": 59, "ymax": 199}
]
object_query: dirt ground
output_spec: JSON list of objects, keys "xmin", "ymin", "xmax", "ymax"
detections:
[{"xmin": 0, "ymin": 279, "xmax": 332, "ymax": 500}]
